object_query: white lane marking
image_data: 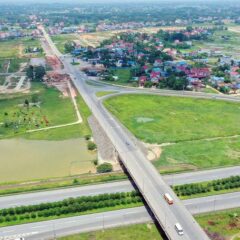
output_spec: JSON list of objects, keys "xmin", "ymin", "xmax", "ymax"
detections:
[
  {"xmin": 31, "ymin": 225, "xmax": 46, "ymax": 229},
  {"xmin": 66, "ymin": 220, "xmax": 77, "ymax": 224},
  {"xmin": 2, "ymin": 230, "xmax": 14, "ymax": 233}
]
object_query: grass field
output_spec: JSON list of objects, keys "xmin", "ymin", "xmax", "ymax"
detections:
[
  {"xmin": 58, "ymin": 208, "xmax": 240, "ymax": 240},
  {"xmin": 0, "ymin": 37, "xmax": 43, "ymax": 73},
  {"xmin": 104, "ymin": 94, "xmax": 240, "ymax": 143},
  {"xmin": 0, "ymin": 173, "xmax": 126, "ymax": 196},
  {"xmin": 0, "ymin": 37, "xmax": 42, "ymax": 59},
  {"xmin": 59, "ymin": 222, "xmax": 163, "ymax": 240},
  {"xmin": 157, "ymin": 136, "xmax": 240, "ymax": 173},
  {"xmin": 0, "ymin": 82, "xmax": 78, "ymax": 138},
  {"xmin": 111, "ymin": 68, "xmax": 133, "ymax": 85},
  {"xmin": 104, "ymin": 94, "xmax": 240, "ymax": 172},
  {"xmin": 51, "ymin": 34, "xmax": 77, "ymax": 53}
]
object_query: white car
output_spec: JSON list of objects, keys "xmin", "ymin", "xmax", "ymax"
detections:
[{"xmin": 175, "ymin": 223, "xmax": 184, "ymax": 236}]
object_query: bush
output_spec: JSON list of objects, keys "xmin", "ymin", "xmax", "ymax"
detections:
[
  {"xmin": 97, "ymin": 163, "xmax": 113, "ymax": 173},
  {"xmin": 92, "ymin": 159, "xmax": 98, "ymax": 166},
  {"xmin": 87, "ymin": 141, "xmax": 97, "ymax": 151},
  {"xmin": 85, "ymin": 135, "xmax": 91, "ymax": 140},
  {"xmin": 73, "ymin": 179, "xmax": 79, "ymax": 185}
]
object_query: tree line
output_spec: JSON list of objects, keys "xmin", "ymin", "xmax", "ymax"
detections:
[
  {"xmin": 0, "ymin": 191, "xmax": 141, "ymax": 224},
  {"xmin": 173, "ymin": 175, "xmax": 240, "ymax": 197}
]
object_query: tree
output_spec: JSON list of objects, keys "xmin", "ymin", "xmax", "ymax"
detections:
[
  {"xmin": 64, "ymin": 41, "xmax": 76, "ymax": 53},
  {"xmin": 26, "ymin": 65, "xmax": 46, "ymax": 81},
  {"xmin": 97, "ymin": 163, "xmax": 113, "ymax": 173},
  {"xmin": 35, "ymin": 66, "xmax": 46, "ymax": 81},
  {"xmin": 26, "ymin": 65, "xmax": 34, "ymax": 80}
]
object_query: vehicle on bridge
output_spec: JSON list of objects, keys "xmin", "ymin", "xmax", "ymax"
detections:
[
  {"xmin": 175, "ymin": 223, "xmax": 184, "ymax": 236},
  {"xmin": 164, "ymin": 193, "xmax": 174, "ymax": 205}
]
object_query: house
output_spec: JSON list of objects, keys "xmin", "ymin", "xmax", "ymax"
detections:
[
  {"xmin": 153, "ymin": 59, "xmax": 163, "ymax": 67},
  {"xmin": 150, "ymin": 72, "xmax": 160, "ymax": 83},
  {"xmin": 142, "ymin": 65, "xmax": 149, "ymax": 73},
  {"xmin": 230, "ymin": 67, "xmax": 240, "ymax": 80},
  {"xmin": 186, "ymin": 68, "xmax": 210, "ymax": 79},
  {"xmin": 139, "ymin": 76, "xmax": 147, "ymax": 87}
]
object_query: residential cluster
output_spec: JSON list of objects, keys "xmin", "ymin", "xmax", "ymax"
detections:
[{"xmin": 71, "ymin": 26, "xmax": 240, "ymax": 94}]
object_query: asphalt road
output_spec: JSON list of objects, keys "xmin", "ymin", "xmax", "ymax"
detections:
[
  {"xmin": 1, "ymin": 166, "xmax": 239, "ymax": 209},
  {"xmin": 39, "ymin": 26, "xmax": 240, "ymax": 240},
  {"xmin": 64, "ymin": 56, "xmax": 209, "ymax": 239},
  {"xmin": 1, "ymin": 192, "xmax": 240, "ymax": 240}
]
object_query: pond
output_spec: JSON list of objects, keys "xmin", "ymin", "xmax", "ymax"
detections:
[{"xmin": 0, "ymin": 138, "xmax": 96, "ymax": 183}]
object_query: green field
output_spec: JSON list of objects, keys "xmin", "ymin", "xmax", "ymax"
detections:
[
  {"xmin": 58, "ymin": 208, "xmax": 240, "ymax": 240},
  {"xmin": 104, "ymin": 94, "xmax": 240, "ymax": 143},
  {"xmin": 23, "ymin": 94, "xmax": 92, "ymax": 140},
  {"xmin": 157, "ymin": 136, "xmax": 240, "ymax": 173},
  {"xmin": 0, "ymin": 37, "xmax": 42, "ymax": 59},
  {"xmin": 59, "ymin": 223, "xmax": 163, "ymax": 240},
  {"xmin": 112, "ymin": 68, "xmax": 132, "ymax": 85},
  {"xmin": 0, "ymin": 37, "xmax": 43, "ymax": 73},
  {"xmin": 51, "ymin": 34, "xmax": 77, "ymax": 53},
  {"xmin": 104, "ymin": 94, "xmax": 240, "ymax": 172},
  {"xmin": 0, "ymin": 83, "xmax": 78, "ymax": 138}
]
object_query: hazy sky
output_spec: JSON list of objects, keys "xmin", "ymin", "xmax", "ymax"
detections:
[{"xmin": 0, "ymin": 0, "xmax": 232, "ymax": 3}]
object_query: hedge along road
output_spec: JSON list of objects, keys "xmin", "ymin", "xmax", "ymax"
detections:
[
  {"xmin": 1, "ymin": 166, "xmax": 240, "ymax": 209},
  {"xmin": 1, "ymin": 192, "xmax": 240, "ymax": 240}
]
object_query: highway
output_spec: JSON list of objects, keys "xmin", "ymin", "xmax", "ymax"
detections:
[
  {"xmin": 39, "ymin": 26, "xmax": 210, "ymax": 240},
  {"xmin": 1, "ymin": 166, "xmax": 240, "ymax": 209},
  {"xmin": 1, "ymin": 192, "xmax": 240, "ymax": 240}
]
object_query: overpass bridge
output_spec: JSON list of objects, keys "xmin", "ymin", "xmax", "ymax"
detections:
[{"xmin": 39, "ymin": 25, "xmax": 210, "ymax": 240}]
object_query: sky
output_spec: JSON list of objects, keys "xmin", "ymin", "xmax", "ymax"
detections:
[{"xmin": 0, "ymin": 0, "xmax": 234, "ymax": 3}]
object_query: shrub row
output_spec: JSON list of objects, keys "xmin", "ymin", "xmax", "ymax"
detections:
[
  {"xmin": 212, "ymin": 176, "xmax": 240, "ymax": 186},
  {"xmin": 174, "ymin": 183, "xmax": 211, "ymax": 196},
  {"xmin": 0, "ymin": 191, "xmax": 141, "ymax": 224},
  {"xmin": 173, "ymin": 175, "xmax": 240, "ymax": 197}
]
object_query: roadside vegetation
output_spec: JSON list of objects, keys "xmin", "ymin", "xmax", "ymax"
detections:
[
  {"xmin": 59, "ymin": 223, "xmax": 163, "ymax": 240},
  {"xmin": 58, "ymin": 207, "xmax": 240, "ymax": 240},
  {"xmin": 197, "ymin": 208, "xmax": 240, "ymax": 240},
  {"xmin": 0, "ymin": 173, "xmax": 127, "ymax": 196},
  {"xmin": 173, "ymin": 175, "xmax": 240, "ymax": 199},
  {"xmin": 96, "ymin": 91, "xmax": 118, "ymax": 97},
  {"xmin": 0, "ymin": 191, "xmax": 142, "ymax": 227}
]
